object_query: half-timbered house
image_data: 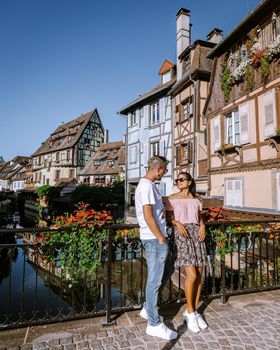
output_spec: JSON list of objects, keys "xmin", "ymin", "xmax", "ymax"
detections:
[
  {"xmin": 170, "ymin": 8, "xmax": 222, "ymax": 194},
  {"xmin": 32, "ymin": 109, "xmax": 105, "ymax": 186},
  {"xmin": 78, "ymin": 141, "xmax": 125, "ymax": 185},
  {"xmin": 205, "ymin": 0, "xmax": 280, "ymax": 212}
]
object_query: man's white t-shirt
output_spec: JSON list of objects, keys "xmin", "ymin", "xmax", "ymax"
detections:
[{"xmin": 135, "ymin": 178, "xmax": 167, "ymax": 240}]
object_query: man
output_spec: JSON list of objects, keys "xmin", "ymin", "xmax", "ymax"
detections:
[{"xmin": 135, "ymin": 155, "xmax": 177, "ymax": 341}]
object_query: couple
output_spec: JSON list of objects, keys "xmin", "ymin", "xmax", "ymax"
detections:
[{"xmin": 135, "ymin": 155, "xmax": 207, "ymax": 341}]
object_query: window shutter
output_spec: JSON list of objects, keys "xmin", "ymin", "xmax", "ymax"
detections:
[
  {"xmin": 159, "ymin": 98, "xmax": 165, "ymax": 122},
  {"xmin": 143, "ymin": 106, "xmax": 149, "ymax": 128},
  {"xmin": 239, "ymin": 103, "xmax": 250, "ymax": 144},
  {"xmin": 143, "ymin": 142, "xmax": 148, "ymax": 166},
  {"xmin": 176, "ymin": 145, "xmax": 182, "ymax": 165},
  {"xmin": 234, "ymin": 180, "xmax": 242, "ymax": 207},
  {"xmin": 127, "ymin": 113, "xmax": 131, "ymax": 127},
  {"xmin": 135, "ymin": 109, "xmax": 140, "ymax": 125},
  {"xmin": 263, "ymin": 91, "xmax": 275, "ymax": 137},
  {"xmin": 225, "ymin": 180, "xmax": 234, "ymax": 207},
  {"xmin": 188, "ymin": 141, "xmax": 193, "ymax": 163},
  {"xmin": 213, "ymin": 116, "xmax": 220, "ymax": 151},
  {"xmin": 159, "ymin": 140, "xmax": 165, "ymax": 157}
]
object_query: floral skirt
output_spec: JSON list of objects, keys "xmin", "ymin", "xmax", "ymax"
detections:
[{"xmin": 174, "ymin": 223, "xmax": 207, "ymax": 268}]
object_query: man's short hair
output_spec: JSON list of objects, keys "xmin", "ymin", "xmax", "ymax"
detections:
[{"xmin": 148, "ymin": 155, "xmax": 169, "ymax": 170}]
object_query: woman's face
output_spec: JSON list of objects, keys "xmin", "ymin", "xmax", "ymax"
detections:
[{"xmin": 175, "ymin": 175, "xmax": 191, "ymax": 190}]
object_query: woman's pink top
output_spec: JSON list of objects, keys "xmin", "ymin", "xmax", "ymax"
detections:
[{"xmin": 166, "ymin": 197, "xmax": 202, "ymax": 225}]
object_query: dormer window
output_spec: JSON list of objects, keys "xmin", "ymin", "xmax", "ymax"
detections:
[
  {"xmin": 162, "ymin": 70, "xmax": 171, "ymax": 84},
  {"xmin": 107, "ymin": 160, "xmax": 114, "ymax": 166},
  {"xmin": 94, "ymin": 161, "xmax": 100, "ymax": 166}
]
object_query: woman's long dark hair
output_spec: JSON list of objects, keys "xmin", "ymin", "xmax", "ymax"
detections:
[{"xmin": 178, "ymin": 172, "xmax": 197, "ymax": 198}]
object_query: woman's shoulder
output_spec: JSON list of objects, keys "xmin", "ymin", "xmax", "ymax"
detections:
[{"xmin": 168, "ymin": 193, "xmax": 180, "ymax": 200}]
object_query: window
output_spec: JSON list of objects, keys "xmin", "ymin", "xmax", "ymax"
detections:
[
  {"xmin": 69, "ymin": 169, "xmax": 75, "ymax": 178},
  {"xmin": 129, "ymin": 145, "xmax": 137, "ymax": 164},
  {"xmin": 225, "ymin": 178, "xmax": 243, "ymax": 207},
  {"xmin": 67, "ymin": 150, "xmax": 71, "ymax": 160},
  {"xmin": 56, "ymin": 152, "xmax": 60, "ymax": 162},
  {"xmin": 162, "ymin": 71, "xmax": 171, "ymax": 84},
  {"xmin": 182, "ymin": 98, "xmax": 193, "ymax": 120},
  {"xmin": 176, "ymin": 141, "xmax": 192, "ymax": 164},
  {"xmin": 150, "ymin": 102, "xmax": 160, "ymax": 125},
  {"xmin": 225, "ymin": 110, "xmax": 240, "ymax": 145},
  {"xmin": 131, "ymin": 112, "xmax": 136, "ymax": 125},
  {"xmin": 55, "ymin": 170, "xmax": 60, "ymax": 180},
  {"xmin": 150, "ymin": 142, "xmax": 160, "ymax": 157},
  {"xmin": 262, "ymin": 91, "xmax": 276, "ymax": 137}
]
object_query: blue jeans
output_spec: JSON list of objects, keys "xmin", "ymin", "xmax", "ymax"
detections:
[{"xmin": 142, "ymin": 239, "xmax": 170, "ymax": 326}]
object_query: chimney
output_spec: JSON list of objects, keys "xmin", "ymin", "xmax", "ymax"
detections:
[
  {"xmin": 207, "ymin": 28, "xmax": 223, "ymax": 44},
  {"xmin": 104, "ymin": 129, "xmax": 109, "ymax": 143},
  {"xmin": 176, "ymin": 8, "xmax": 191, "ymax": 80}
]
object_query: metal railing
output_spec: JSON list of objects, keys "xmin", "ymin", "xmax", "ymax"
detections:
[{"xmin": 0, "ymin": 220, "xmax": 280, "ymax": 329}]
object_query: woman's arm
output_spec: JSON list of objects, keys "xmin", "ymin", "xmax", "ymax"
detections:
[{"xmin": 198, "ymin": 210, "xmax": 206, "ymax": 241}]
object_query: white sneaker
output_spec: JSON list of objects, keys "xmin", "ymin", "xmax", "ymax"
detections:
[
  {"xmin": 183, "ymin": 311, "xmax": 200, "ymax": 333},
  {"xmin": 139, "ymin": 307, "xmax": 164, "ymax": 322},
  {"xmin": 146, "ymin": 322, "xmax": 178, "ymax": 340},
  {"xmin": 195, "ymin": 311, "xmax": 208, "ymax": 329}
]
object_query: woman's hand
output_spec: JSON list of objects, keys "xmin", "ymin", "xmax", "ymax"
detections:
[
  {"xmin": 174, "ymin": 221, "xmax": 188, "ymax": 238},
  {"xmin": 199, "ymin": 224, "xmax": 206, "ymax": 241}
]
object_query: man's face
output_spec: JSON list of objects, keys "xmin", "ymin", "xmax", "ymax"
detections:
[{"xmin": 157, "ymin": 166, "xmax": 168, "ymax": 180}]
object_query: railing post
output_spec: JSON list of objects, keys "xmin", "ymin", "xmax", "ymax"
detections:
[
  {"xmin": 220, "ymin": 223, "xmax": 227, "ymax": 305},
  {"xmin": 220, "ymin": 260, "xmax": 227, "ymax": 305},
  {"xmin": 102, "ymin": 226, "xmax": 116, "ymax": 326}
]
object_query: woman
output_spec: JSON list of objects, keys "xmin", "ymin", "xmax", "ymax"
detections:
[{"xmin": 166, "ymin": 172, "xmax": 207, "ymax": 333}]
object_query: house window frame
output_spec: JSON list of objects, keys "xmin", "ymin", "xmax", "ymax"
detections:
[
  {"xmin": 150, "ymin": 102, "xmax": 160, "ymax": 125},
  {"xmin": 224, "ymin": 177, "xmax": 244, "ymax": 208},
  {"xmin": 225, "ymin": 109, "xmax": 240, "ymax": 145},
  {"xmin": 162, "ymin": 70, "xmax": 171, "ymax": 84},
  {"xmin": 150, "ymin": 141, "xmax": 160, "ymax": 157},
  {"xmin": 182, "ymin": 98, "xmax": 193, "ymax": 120}
]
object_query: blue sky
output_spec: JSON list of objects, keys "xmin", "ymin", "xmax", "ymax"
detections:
[{"xmin": 0, "ymin": 0, "xmax": 261, "ymax": 160}]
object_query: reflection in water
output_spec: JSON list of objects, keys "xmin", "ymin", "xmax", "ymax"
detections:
[
  {"xmin": 0, "ymin": 239, "xmax": 147, "ymax": 326},
  {"xmin": 0, "ymin": 234, "xmax": 18, "ymax": 285}
]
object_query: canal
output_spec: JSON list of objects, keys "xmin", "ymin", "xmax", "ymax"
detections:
[{"xmin": 0, "ymin": 211, "xmax": 144, "ymax": 328}]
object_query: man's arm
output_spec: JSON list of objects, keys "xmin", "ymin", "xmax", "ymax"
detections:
[{"xmin": 143, "ymin": 204, "xmax": 166, "ymax": 244}]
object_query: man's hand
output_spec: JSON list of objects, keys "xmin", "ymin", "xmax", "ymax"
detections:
[{"xmin": 158, "ymin": 236, "xmax": 167, "ymax": 244}]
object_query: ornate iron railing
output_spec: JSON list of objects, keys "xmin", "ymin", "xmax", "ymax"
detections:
[{"xmin": 0, "ymin": 221, "xmax": 280, "ymax": 330}]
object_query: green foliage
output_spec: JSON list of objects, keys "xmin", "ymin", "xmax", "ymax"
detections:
[
  {"xmin": 220, "ymin": 64, "xmax": 232, "ymax": 102},
  {"xmin": 245, "ymin": 64, "xmax": 254, "ymax": 90},
  {"xmin": 70, "ymin": 181, "xmax": 124, "ymax": 210},
  {"xmin": 36, "ymin": 185, "xmax": 61, "ymax": 200},
  {"xmin": 260, "ymin": 56, "xmax": 270, "ymax": 81},
  {"xmin": 42, "ymin": 203, "xmax": 112, "ymax": 283}
]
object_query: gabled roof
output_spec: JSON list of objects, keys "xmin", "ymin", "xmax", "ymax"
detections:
[
  {"xmin": 118, "ymin": 78, "xmax": 176, "ymax": 115},
  {"xmin": 32, "ymin": 109, "xmax": 103, "ymax": 157},
  {"xmin": 79, "ymin": 141, "xmax": 125, "ymax": 176},
  {"xmin": 208, "ymin": 0, "xmax": 279, "ymax": 58},
  {"xmin": 158, "ymin": 59, "xmax": 175, "ymax": 74}
]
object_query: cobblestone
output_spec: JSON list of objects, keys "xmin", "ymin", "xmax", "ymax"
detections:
[{"xmin": 1, "ymin": 291, "xmax": 280, "ymax": 350}]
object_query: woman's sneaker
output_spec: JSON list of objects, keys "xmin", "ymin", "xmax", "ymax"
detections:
[
  {"xmin": 139, "ymin": 307, "xmax": 164, "ymax": 322},
  {"xmin": 183, "ymin": 311, "xmax": 200, "ymax": 333},
  {"xmin": 146, "ymin": 322, "xmax": 177, "ymax": 340},
  {"xmin": 195, "ymin": 311, "xmax": 208, "ymax": 329}
]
